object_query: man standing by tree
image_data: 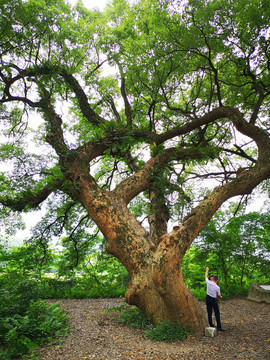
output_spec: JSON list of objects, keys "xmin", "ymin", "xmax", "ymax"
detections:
[
  {"xmin": 205, "ymin": 267, "xmax": 225, "ymax": 331},
  {"xmin": 1, "ymin": 0, "xmax": 270, "ymax": 335}
]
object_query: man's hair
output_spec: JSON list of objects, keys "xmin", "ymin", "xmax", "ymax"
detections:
[{"xmin": 213, "ymin": 275, "xmax": 219, "ymax": 281}]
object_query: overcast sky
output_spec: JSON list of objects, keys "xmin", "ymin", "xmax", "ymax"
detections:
[{"xmin": 67, "ymin": 0, "xmax": 109, "ymax": 11}]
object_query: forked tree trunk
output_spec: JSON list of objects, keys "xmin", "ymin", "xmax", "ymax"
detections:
[
  {"xmin": 76, "ymin": 173, "xmax": 208, "ymax": 333},
  {"xmin": 71, "ymin": 126, "xmax": 270, "ymax": 335}
]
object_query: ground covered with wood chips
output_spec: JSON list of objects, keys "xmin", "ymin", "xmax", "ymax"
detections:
[{"xmin": 30, "ymin": 298, "xmax": 269, "ymax": 360}]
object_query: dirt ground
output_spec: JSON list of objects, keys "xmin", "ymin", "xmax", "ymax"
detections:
[{"xmin": 32, "ymin": 298, "xmax": 270, "ymax": 360}]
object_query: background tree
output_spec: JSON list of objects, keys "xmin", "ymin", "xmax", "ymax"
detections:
[
  {"xmin": 201, "ymin": 212, "xmax": 270, "ymax": 287},
  {"xmin": 0, "ymin": 0, "xmax": 270, "ymax": 333},
  {"xmin": 182, "ymin": 210, "xmax": 270, "ymax": 299}
]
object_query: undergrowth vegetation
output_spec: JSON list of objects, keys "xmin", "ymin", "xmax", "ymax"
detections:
[
  {"xmin": 0, "ymin": 210, "xmax": 269, "ymax": 358},
  {"xmin": 36, "ymin": 276, "xmax": 127, "ymax": 299},
  {"xmin": 0, "ymin": 281, "xmax": 69, "ymax": 360},
  {"xmin": 107, "ymin": 305, "xmax": 192, "ymax": 342}
]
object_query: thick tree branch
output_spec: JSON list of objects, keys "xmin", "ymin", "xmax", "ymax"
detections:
[
  {"xmin": 244, "ymin": 65, "xmax": 266, "ymax": 125},
  {"xmin": 0, "ymin": 65, "xmax": 105, "ymax": 126},
  {"xmin": 161, "ymin": 159, "xmax": 270, "ymax": 258},
  {"xmin": 59, "ymin": 68, "xmax": 105, "ymax": 125},
  {"xmin": 113, "ymin": 145, "xmax": 216, "ymax": 204},
  {"xmin": 105, "ymin": 95, "xmax": 121, "ymax": 123},
  {"xmin": 0, "ymin": 177, "xmax": 65, "ymax": 212},
  {"xmin": 132, "ymin": 107, "xmax": 233, "ymax": 145},
  {"xmin": 120, "ymin": 73, "xmax": 133, "ymax": 127},
  {"xmin": 229, "ymin": 108, "xmax": 270, "ymax": 164},
  {"xmin": 39, "ymin": 88, "xmax": 70, "ymax": 159}
]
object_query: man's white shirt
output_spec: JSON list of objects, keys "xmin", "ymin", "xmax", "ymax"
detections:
[{"xmin": 206, "ymin": 278, "xmax": 221, "ymax": 298}]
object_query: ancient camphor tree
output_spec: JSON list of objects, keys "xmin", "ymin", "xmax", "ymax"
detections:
[{"xmin": 0, "ymin": 0, "xmax": 269, "ymax": 333}]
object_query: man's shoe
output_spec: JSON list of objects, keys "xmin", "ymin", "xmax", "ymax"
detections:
[{"xmin": 217, "ymin": 328, "xmax": 226, "ymax": 331}]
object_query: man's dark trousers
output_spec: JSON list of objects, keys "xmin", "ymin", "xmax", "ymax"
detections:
[{"xmin": 206, "ymin": 294, "xmax": 221, "ymax": 329}]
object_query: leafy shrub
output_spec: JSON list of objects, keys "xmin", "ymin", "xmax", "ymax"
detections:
[
  {"xmin": 189, "ymin": 286, "xmax": 207, "ymax": 301},
  {"xmin": 0, "ymin": 280, "xmax": 41, "ymax": 318},
  {"xmin": 0, "ymin": 282, "xmax": 69, "ymax": 359},
  {"xmin": 37, "ymin": 278, "xmax": 77, "ymax": 298},
  {"xmin": 36, "ymin": 276, "xmax": 127, "ymax": 299},
  {"xmin": 24, "ymin": 300, "xmax": 69, "ymax": 343},
  {"xmin": 222, "ymin": 282, "xmax": 250, "ymax": 298},
  {"xmin": 111, "ymin": 305, "xmax": 192, "ymax": 342},
  {"xmin": 118, "ymin": 305, "xmax": 151, "ymax": 328},
  {"xmin": 145, "ymin": 320, "xmax": 191, "ymax": 342}
]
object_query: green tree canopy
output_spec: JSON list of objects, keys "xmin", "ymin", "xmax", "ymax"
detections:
[
  {"xmin": 200, "ymin": 212, "xmax": 270, "ymax": 286},
  {"xmin": 0, "ymin": 0, "xmax": 270, "ymax": 333}
]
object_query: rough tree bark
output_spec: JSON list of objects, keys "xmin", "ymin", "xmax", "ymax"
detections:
[
  {"xmin": 1, "ymin": 0, "xmax": 270, "ymax": 337},
  {"xmin": 1, "ymin": 63, "xmax": 270, "ymax": 334},
  {"xmin": 61, "ymin": 107, "xmax": 270, "ymax": 335},
  {"xmin": 71, "ymin": 171, "xmax": 208, "ymax": 333}
]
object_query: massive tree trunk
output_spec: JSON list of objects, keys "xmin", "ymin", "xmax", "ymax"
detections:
[
  {"xmin": 2, "ymin": 97, "xmax": 269, "ymax": 334},
  {"xmin": 0, "ymin": 0, "xmax": 269, "ymax": 339},
  {"xmin": 70, "ymin": 170, "xmax": 207, "ymax": 333},
  {"xmin": 69, "ymin": 137, "xmax": 270, "ymax": 334},
  {"xmin": 124, "ymin": 230, "xmax": 207, "ymax": 333}
]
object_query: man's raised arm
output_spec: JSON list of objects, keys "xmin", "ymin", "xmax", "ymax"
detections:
[{"xmin": 205, "ymin": 267, "xmax": 209, "ymax": 280}]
